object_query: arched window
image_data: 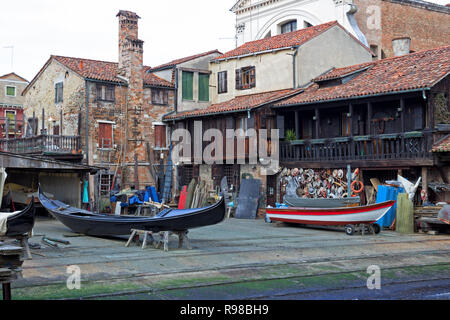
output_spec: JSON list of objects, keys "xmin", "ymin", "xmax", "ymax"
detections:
[{"xmin": 280, "ymin": 20, "xmax": 297, "ymax": 34}]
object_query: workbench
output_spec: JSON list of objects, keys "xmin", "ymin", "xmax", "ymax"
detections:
[{"xmin": 0, "ymin": 243, "xmax": 24, "ymax": 300}]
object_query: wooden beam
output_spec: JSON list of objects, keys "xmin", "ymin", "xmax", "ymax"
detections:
[
  {"xmin": 349, "ymin": 103, "xmax": 353, "ymax": 137},
  {"xmin": 314, "ymin": 108, "xmax": 319, "ymax": 139},
  {"xmin": 367, "ymin": 102, "xmax": 372, "ymax": 135},
  {"xmin": 400, "ymin": 98, "xmax": 405, "ymax": 133},
  {"xmin": 295, "ymin": 111, "xmax": 300, "ymax": 139}
]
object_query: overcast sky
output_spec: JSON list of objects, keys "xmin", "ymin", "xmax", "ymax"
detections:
[{"xmin": 0, "ymin": 0, "xmax": 448, "ymax": 82}]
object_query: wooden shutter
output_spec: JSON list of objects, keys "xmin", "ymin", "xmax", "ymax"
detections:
[
  {"xmin": 155, "ymin": 125, "xmax": 167, "ymax": 148},
  {"xmin": 198, "ymin": 73, "xmax": 209, "ymax": 102},
  {"xmin": 235, "ymin": 69, "xmax": 241, "ymax": 90},
  {"xmin": 99, "ymin": 122, "xmax": 112, "ymax": 148},
  {"xmin": 97, "ymin": 85, "xmax": 103, "ymax": 101},
  {"xmin": 218, "ymin": 71, "xmax": 227, "ymax": 94},
  {"xmin": 182, "ymin": 71, "xmax": 193, "ymax": 100}
]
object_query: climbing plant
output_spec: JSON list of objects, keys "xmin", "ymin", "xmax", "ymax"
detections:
[{"xmin": 434, "ymin": 93, "xmax": 450, "ymax": 125}]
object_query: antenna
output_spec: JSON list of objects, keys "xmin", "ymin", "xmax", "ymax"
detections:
[{"xmin": 2, "ymin": 46, "xmax": 14, "ymax": 70}]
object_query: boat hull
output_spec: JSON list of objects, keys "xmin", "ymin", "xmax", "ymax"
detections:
[
  {"xmin": 5, "ymin": 200, "xmax": 36, "ymax": 237},
  {"xmin": 38, "ymin": 188, "xmax": 225, "ymax": 236},
  {"xmin": 266, "ymin": 201, "xmax": 395, "ymax": 226},
  {"xmin": 283, "ymin": 196, "xmax": 360, "ymax": 208}
]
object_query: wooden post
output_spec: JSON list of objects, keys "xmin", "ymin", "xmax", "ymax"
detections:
[
  {"xmin": 134, "ymin": 154, "xmax": 139, "ymax": 190},
  {"xmin": 349, "ymin": 104, "xmax": 353, "ymax": 137},
  {"xmin": 2, "ymin": 283, "xmax": 11, "ymax": 301},
  {"xmin": 314, "ymin": 108, "xmax": 319, "ymax": 139},
  {"xmin": 400, "ymin": 98, "xmax": 405, "ymax": 133},
  {"xmin": 421, "ymin": 167, "xmax": 428, "ymax": 203},
  {"xmin": 367, "ymin": 102, "xmax": 372, "ymax": 135},
  {"xmin": 396, "ymin": 193, "xmax": 414, "ymax": 234},
  {"xmin": 295, "ymin": 111, "xmax": 300, "ymax": 139}
]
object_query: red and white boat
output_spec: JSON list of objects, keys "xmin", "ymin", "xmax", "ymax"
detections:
[{"xmin": 266, "ymin": 200, "xmax": 396, "ymax": 233}]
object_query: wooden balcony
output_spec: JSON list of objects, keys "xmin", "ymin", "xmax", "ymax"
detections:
[
  {"xmin": 0, "ymin": 135, "xmax": 82, "ymax": 160},
  {"xmin": 280, "ymin": 131, "xmax": 435, "ymax": 168}
]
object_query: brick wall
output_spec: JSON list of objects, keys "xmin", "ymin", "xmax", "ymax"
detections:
[{"xmin": 355, "ymin": 0, "xmax": 450, "ymax": 58}]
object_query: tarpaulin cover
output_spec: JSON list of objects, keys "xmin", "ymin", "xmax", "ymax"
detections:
[{"xmin": 375, "ymin": 185, "xmax": 405, "ymax": 228}]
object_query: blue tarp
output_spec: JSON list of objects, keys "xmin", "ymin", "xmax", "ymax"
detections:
[{"xmin": 375, "ymin": 185, "xmax": 405, "ymax": 228}]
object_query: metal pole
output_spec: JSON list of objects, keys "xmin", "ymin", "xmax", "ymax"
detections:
[{"xmin": 347, "ymin": 164, "xmax": 352, "ymax": 198}]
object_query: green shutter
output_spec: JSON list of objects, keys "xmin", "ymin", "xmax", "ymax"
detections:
[
  {"xmin": 6, "ymin": 86, "xmax": 15, "ymax": 96},
  {"xmin": 182, "ymin": 71, "xmax": 193, "ymax": 100},
  {"xmin": 198, "ymin": 73, "xmax": 209, "ymax": 102}
]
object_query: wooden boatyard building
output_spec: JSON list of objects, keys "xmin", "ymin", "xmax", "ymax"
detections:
[{"xmin": 165, "ymin": 45, "xmax": 450, "ymax": 207}]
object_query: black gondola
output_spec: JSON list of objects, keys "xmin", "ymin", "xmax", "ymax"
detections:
[
  {"xmin": 2, "ymin": 199, "xmax": 36, "ymax": 237},
  {"xmin": 38, "ymin": 187, "xmax": 226, "ymax": 236}
]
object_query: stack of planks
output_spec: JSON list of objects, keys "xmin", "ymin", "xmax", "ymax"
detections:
[
  {"xmin": 183, "ymin": 179, "xmax": 215, "ymax": 209},
  {"xmin": 0, "ymin": 243, "xmax": 24, "ymax": 300}
]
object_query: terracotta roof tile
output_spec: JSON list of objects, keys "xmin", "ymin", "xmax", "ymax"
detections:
[
  {"xmin": 214, "ymin": 21, "xmax": 340, "ymax": 61},
  {"xmin": 148, "ymin": 50, "xmax": 222, "ymax": 71},
  {"xmin": 275, "ymin": 45, "xmax": 450, "ymax": 107},
  {"xmin": 52, "ymin": 55, "xmax": 174, "ymax": 88},
  {"xmin": 432, "ymin": 134, "xmax": 450, "ymax": 152},
  {"xmin": 164, "ymin": 88, "xmax": 303, "ymax": 121}
]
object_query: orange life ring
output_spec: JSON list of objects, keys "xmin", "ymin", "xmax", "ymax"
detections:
[{"xmin": 351, "ymin": 180, "xmax": 364, "ymax": 194}]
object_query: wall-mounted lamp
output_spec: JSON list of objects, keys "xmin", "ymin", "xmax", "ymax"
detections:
[
  {"xmin": 346, "ymin": 113, "xmax": 352, "ymax": 118},
  {"xmin": 313, "ymin": 116, "xmax": 317, "ymax": 121},
  {"xmin": 397, "ymin": 107, "xmax": 402, "ymax": 112}
]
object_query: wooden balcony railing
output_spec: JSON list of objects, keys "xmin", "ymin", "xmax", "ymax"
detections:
[
  {"xmin": 280, "ymin": 131, "xmax": 434, "ymax": 164},
  {"xmin": 0, "ymin": 135, "xmax": 82, "ymax": 156}
]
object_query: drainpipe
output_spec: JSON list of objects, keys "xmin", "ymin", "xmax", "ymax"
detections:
[
  {"xmin": 85, "ymin": 80, "xmax": 89, "ymax": 164},
  {"xmin": 289, "ymin": 46, "xmax": 299, "ymax": 89},
  {"xmin": 174, "ymin": 66, "xmax": 178, "ymax": 113}
]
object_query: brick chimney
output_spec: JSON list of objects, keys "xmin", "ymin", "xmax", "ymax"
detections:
[
  {"xmin": 116, "ymin": 10, "xmax": 144, "ymax": 179},
  {"xmin": 117, "ymin": 10, "xmax": 144, "ymax": 79}
]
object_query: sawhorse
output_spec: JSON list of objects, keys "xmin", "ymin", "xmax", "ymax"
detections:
[{"xmin": 125, "ymin": 229, "xmax": 191, "ymax": 251}]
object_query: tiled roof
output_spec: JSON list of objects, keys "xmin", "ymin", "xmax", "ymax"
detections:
[
  {"xmin": 0, "ymin": 72, "xmax": 29, "ymax": 82},
  {"xmin": 275, "ymin": 45, "xmax": 450, "ymax": 107},
  {"xmin": 52, "ymin": 55, "xmax": 174, "ymax": 88},
  {"xmin": 164, "ymin": 88, "xmax": 303, "ymax": 121},
  {"xmin": 214, "ymin": 21, "xmax": 345, "ymax": 61},
  {"xmin": 314, "ymin": 62, "xmax": 374, "ymax": 82},
  {"xmin": 432, "ymin": 134, "xmax": 450, "ymax": 152},
  {"xmin": 148, "ymin": 50, "xmax": 222, "ymax": 71}
]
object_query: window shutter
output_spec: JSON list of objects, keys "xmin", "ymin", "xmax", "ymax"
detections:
[
  {"xmin": 97, "ymin": 85, "xmax": 103, "ymax": 101},
  {"xmin": 235, "ymin": 69, "xmax": 241, "ymax": 90},
  {"xmin": 155, "ymin": 125, "xmax": 167, "ymax": 148},
  {"xmin": 182, "ymin": 71, "xmax": 193, "ymax": 100},
  {"xmin": 198, "ymin": 73, "xmax": 209, "ymax": 102},
  {"xmin": 99, "ymin": 123, "xmax": 113, "ymax": 148}
]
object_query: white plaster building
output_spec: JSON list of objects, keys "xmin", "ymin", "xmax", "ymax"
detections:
[{"xmin": 231, "ymin": 0, "xmax": 368, "ymax": 48}]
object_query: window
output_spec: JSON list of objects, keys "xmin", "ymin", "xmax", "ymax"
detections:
[
  {"xmin": 182, "ymin": 71, "xmax": 194, "ymax": 100},
  {"xmin": 98, "ymin": 122, "xmax": 113, "ymax": 149},
  {"xmin": 198, "ymin": 73, "xmax": 210, "ymax": 102},
  {"xmin": 100, "ymin": 174, "xmax": 114, "ymax": 196},
  {"xmin": 151, "ymin": 89, "xmax": 168, "ymax": 105},
  {"xmin": 236, "ymin": 116, "xmax": 248, "ymax": 136},
  {"xmin": 96, "ymin": 84, "xmax": 115, "ymax": 102},
  {"xmin": 5, "ymin": 110, "xmax": 16, "ymax": 131},
  {"xmin": 5, "ymin": 86, "xmax": 16, "ymax": 97},
  {"xmin": 55, "ymin": 82, "xmax": 63, "ymax": 103},
  {"xmin": 218, "ymin": 71, "xmax": 227, "ymax": 94},
  {"xmin": 281, "ymin": 20, "xmax": 297, "ymax": 34},
  {"xmin": 154, "ymin": 124, "xmax": 167, "ymax": 148},
  {"xmin": 235, "ymin": 66, "xmax": 255, "ymax": 90},
  {"xmin": 304, "ymin": 21, "xmax": 313, "ymax": 28}
]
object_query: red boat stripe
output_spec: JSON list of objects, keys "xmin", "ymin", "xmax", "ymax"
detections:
[
  {"xmin": 270, "ymin": 217, "xmax": 377, "ymax": 226},
  {"xmin": 266, "ymin": 201, "xmax": 394, "ymax": 216}
]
